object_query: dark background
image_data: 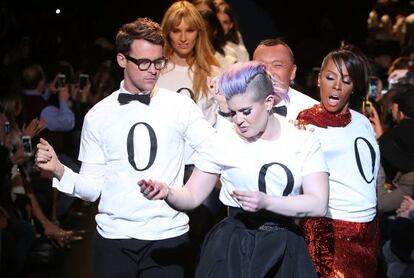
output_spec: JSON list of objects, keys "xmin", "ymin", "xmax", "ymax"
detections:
[{"xmin": 1, "ymin": 0, "xmax": 410, "ymax": 86}]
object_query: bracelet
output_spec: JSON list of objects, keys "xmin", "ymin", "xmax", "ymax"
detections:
[{"xmin": 218, "ymin": 110, "xmax": 233, "ymax": 117}]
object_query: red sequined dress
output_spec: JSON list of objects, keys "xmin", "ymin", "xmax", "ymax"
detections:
[{"xmin": 297, "ymin": 105, "xmax": 379, "ymax": 278}]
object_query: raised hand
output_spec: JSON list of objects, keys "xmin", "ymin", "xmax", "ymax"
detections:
[
  {"xmin": 35, "ymin": 138, "xmax": 64, "ymax": 179},
  {"xmin": 23, "ymin": 118, "xmax": 46, "ymax": 138},
  {"xmin": 396, "ymin": 196, "xmax": 414, "ymax": 218},
  {"xmin": 368, "ymin": 105, "xmax": 383, "ymax": 139},
  {"xmin": 58, "ymin": 85, "xmax": 70, "ymax": 102}
]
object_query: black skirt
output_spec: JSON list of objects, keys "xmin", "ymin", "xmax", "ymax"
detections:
[{"xmin": 195, "ymin": 209, "xmax": 317, "ymax": 278}]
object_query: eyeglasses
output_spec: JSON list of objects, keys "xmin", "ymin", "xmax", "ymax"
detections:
[{"xmin": 124, "ymin": 54, "xmax": 168, "ymax": 71}]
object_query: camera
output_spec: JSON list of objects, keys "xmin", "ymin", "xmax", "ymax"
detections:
[
  {"xmin": 22, "ymin": 136, "xmax": 33, "ymax": 155},
  {"xmin": 367, "ymin": 77, "xmax": 378, "ymax": 100},
  {"xmin": 362, "ymin": 100, "xmax": 373, "ymax": 118},
  {"xmin": 79, "ymin": 74, "xmax": 89, "ymax": 91},
  {"xmin": 4, "ymin": 121, "xmax": 10, "ymax": 135},
  {"xmin": 57, "ymin": 74, "xmax": 66, "ymax": 88}
]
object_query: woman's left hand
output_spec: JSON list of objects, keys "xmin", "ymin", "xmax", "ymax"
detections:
[{"xmin": 231, "ymin": 190, "xmax": 267, "ymax": 212}]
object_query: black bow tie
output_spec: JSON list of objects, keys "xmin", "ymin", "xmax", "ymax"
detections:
[
  {"xmin": 272, "ymin": 105, "xmax": 287, "ymax": 117},
  {"xmin": 118, "ymin": 93, "xmax": 151, "ymax": 105}
]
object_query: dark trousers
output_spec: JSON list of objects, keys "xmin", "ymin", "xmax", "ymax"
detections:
[
  {"xmin": 184, "ymin": 165, "xmax": 226, "ymax": 275},
  {"xmin": 93, "ymin": 232, "xmax": 190, "ymax": 278}
]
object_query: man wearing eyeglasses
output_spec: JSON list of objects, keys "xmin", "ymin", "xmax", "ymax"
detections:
[{"xmin": 35, "ymin": 17, "xmax": 216, "ymax": 278}]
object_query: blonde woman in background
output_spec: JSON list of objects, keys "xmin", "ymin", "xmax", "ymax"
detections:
[
  {"xmin": 157, "ymin": 3, "xmax": 230, "ymax": 270},
  {"xmin": 158, "ymin": 1, "xmax": 220, "ymax": 126}
]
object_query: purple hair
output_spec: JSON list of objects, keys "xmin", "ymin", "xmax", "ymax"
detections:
[{"xmin": 217, "ymin": 61, "xmax": 280, "ymax": 101}]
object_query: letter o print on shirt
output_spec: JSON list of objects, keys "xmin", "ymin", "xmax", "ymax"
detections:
[
  {"xmin": 177, "ymin": 87, "xmax": 194, "ymax": 99},
  {"xmin": 127, "ymin": 122, "xmax": 157, "ymax": 171},
  {"xmin": 258, "ymin": 162, "xmax": 294, "ymax": 196},
  {"xmin": 354, "ymin": 137, "xmax": 376, "ymax": 183}
]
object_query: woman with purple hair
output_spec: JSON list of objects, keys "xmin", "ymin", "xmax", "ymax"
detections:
[{"xmin": 139, "ymin": 61, "xmax": 329, "ymax": 277}]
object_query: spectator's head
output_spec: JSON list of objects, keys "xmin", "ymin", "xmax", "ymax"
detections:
[
  {"xmin": 391, "ymin": 85, "xmax": 414, "ymax": 122},
  {"xmin": 379, "ymin": 86, "xmax": 414, "ymax": 172},
  {"xmin": 388, "ymin": 56, "xmax": 411, "ymax": 76},
  {"xmin": 21, "ymin": 64, "xmax": 45, "ymax": 92},
  {"xmin": 379, "ymin": 84, "xmax": 413, "ymax": 132}
]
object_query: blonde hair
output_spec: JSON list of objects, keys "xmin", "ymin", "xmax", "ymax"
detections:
[{"xmin": 161, "ymin": 1, "xmax": 219, "ymax": 101}]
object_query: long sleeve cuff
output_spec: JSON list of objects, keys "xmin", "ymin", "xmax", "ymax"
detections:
[{"xmin": 52, "ymin": 165, "xmax": 76, "ymax": 195}]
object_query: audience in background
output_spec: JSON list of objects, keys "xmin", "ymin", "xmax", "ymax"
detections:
[{"xmin": 1, "ymin": 1, "xmax": 414, "ymax": 277}]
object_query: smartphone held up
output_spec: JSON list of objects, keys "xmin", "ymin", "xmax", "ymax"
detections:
[
  {"xmin": 367, "ymin": 77, "xmax": 378, "ymax": 101},
  {"xmin": 362, "ymin": 100, "xmax": 373, "ymax": 118},
  {"xmin": 57, "ymin": 74, "xmax": 67, "ymax": 88},
  {"xmin": 4, "ymin": 121, "xmax": 10, "ymax": 135},
  {"xmin": 22, "ymin": 136, "xmax": 33, "ymax": 156},
  {"xmin": 79, "ymin": 74, "xmax": 89, "ymax": 91}
]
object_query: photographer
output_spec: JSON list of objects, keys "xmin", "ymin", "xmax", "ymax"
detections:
[{"xmin": 377, "ymin": 85, "xmax": 414, "ymax": 213}]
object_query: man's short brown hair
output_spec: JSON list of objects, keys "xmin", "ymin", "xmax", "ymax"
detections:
[{"xmin": 116, "ymin": 17, "xmax": 164, "ymax": 55}]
